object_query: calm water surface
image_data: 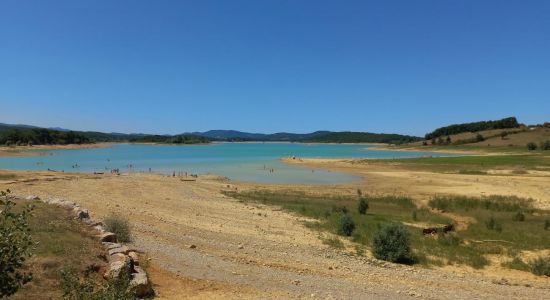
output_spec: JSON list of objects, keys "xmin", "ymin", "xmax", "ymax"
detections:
[{"xmin": 0, "ymin": 143, "xmax": 453, "ymax": 184}]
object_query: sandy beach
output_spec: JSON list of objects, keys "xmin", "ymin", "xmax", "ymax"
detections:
[{"xmin": 0, "ymin": 143, "xmax": 109, "ymax": 157}]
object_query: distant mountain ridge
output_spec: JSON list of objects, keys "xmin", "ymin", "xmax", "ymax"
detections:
[
  {"xmin": 0, "ymin": 122, "xmax": 421, "ymax": 144},
  {"xmin": 187, "ymin": 130, "xmax": 331, "ymax": 141}
]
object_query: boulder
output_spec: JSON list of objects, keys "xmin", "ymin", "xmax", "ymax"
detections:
[
  {"xmin": 100, "ymin": 232, "xmax": 117, "ymax": 243},
  {"xmin": 128, "ymin": 251, "xmax": 140, "ymax": 265},
  {"xmin": 104, "ymin": 260, "xmax": 132, "ymax": 279},
  {"xmin": 108, "ymin": 245, "xmax": 129, "ymax": 256},
  {"xmin": 131, "ymin": 266, "xmax": 153, "ymax": 297},
  {"xmin": 75, "ymin": 208, "xmax": 89, "ymax": 220}
]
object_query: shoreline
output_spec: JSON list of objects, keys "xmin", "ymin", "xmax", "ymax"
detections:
[{"xmin": 0, "ymin": 143, "xmax": 110, "ymax": 157}]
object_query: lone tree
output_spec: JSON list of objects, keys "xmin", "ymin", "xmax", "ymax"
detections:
[
  {"xmin": 358, "ymin": 198, "xmax": 369, "ymax": 215},
  {"xmin": 372, "ymin": 224, "xmax": 412, "ymax": 264},
  {"xmin": 527, "ymin": 142, "xmax": 538, "ymax": 151},
  {"xmin": 0, "ymin": 189, "xmax": 34, "ymax": 297},
  {"xmin": 337, "ymin": 214, "xmax": 355, "ymax": 236}
]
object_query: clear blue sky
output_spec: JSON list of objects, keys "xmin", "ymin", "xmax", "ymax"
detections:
[{"xmin": 1, "ymin": 1, "xmax": 549, "ymax": 136}]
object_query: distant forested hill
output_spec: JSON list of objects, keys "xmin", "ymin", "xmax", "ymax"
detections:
[
  {"xmin": 0, "ymin": 124, "xmax": 210, "ymax": 146},
  {"xmin": 304, "ymin": 132, "xmax": 422, "ymax": 144},
  {"xmin": 425, "ymin": 117, "xmax": 520, "ymax": 140}
]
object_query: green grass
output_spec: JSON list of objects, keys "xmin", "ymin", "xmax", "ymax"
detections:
[
  {"xmin": 10, "ymin": 200, "xmax": 107, "ymax": 300},
  {"xmin": 428, "ymin": 195, "xmax": 550, "ymax": 252},
  {"xmin": 223, "ymin": 190, "xmax": 550, "ymax": 270},
  {"xmin": 501, "ymin": 257, "xmax": 530, "ymax": 271}
]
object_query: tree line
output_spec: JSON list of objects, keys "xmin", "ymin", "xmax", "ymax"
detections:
[
  {"xmin": 0, "ymin": 128, "xmax": 91, "ymax": 146},
  {"xmin": 304, "ymin": 132, "xmax": 422, "ymax": 144},
  {"xmin": 425, "ymin": 117, "xmax": 520, "ymax": 140}
]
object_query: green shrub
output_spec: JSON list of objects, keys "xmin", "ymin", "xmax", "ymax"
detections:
[
  {"xmin": 540, "ymin": 140, "xmax": 550, "ymax": 151},
  {"xmin": 411, "ymin": 210, "xmax": 417, "ymax": 221},
  {"xmin": 485, "ymin": 217, "xmax": 502, "ymax": 232},
  {"xmin": 502, "ymin": 257, "xmax": 529, "ymax": 271},
  {"xmin": 332, "ymin": 205, "xmax": 348, "ymax": 214},
  {"xmin": 529, "ymin": 257, "xmax": 550, "ymax": 276},
  {"xmin": 104, "ymin": 214, "xmax": 132, "ymax": 243},
  {"xmin": 428, "ymin": 195, "xmax": 531, "ymax": 212},
  {"xmin": 437, "ymin": 233, "xmax": 461, "ymax": 247},
  {"xmin": 372, "ymin": 224, "xmax": 412, "ymax": 264},
  {"xmin": 0, "ymin": 189, "xmax": 34, "ymax": 297},
  {"xmin": 513, "ymin": 211, "xmax": 525, "ymax": 222},
  {"xmin": 357, "ymin": 198, "xmax": 369, "ymax": 215},
  {"xmin": 60, "ymin": 265, "xmax": 137, "ymax": 299},
  {"xmin": 545, "ymin": 220, "xmax": 550, "ymax": 231},
  {"xmin": 337, "ymin": 214, "xmax": 355, "ymax": 236},
  {"xmin": 527, "ymin": 142, "xmax": 538, "ymax": 151}
]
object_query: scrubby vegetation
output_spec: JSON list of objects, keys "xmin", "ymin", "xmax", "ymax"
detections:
[
  {"xmin": 372, "ymin": 224, "xmax": 413, "ymax": 263},
  {"xmin": 357, "ymin": 198, "xmax": 369, "ymax": 215},
  {"xmin": 104, "ymin": 214, "xmax": 132, "ymax": 243},
  {"xmin": 529, "ymin": 256, "xmax": 550, "ymax": 276},
  {"xmin": 5, "ymin": 198, "xmax": 109, "ymax": 299},
  {"xmin": 60, "ymin": 265, "xmax": 136, "ymax": 300},
  {"xmin": 223, "ymin": 190, "xmax": 550, "ymax": 270},
  {"xmin": 337, "ymin": 214, "xmax": 355, "ymax": 236},
  {"xmin": 128, "ymin": 134, "xmax": 210, "ymax": 144},
  {"xmin": 0, "ymin": 190, "xmax": 34, "ymax": 297},
  {"xmin": 425, "ymin": 117, "xmax": 519, "ymax": 140}
]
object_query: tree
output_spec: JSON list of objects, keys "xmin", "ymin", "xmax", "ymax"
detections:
[
  {"xmin": 0, "ymin": 189, "xmax": 34, "ymax": 297},
  {"xmin": 445, "ymin": 136, "xmax": 452, "ymax": 144},
  {"xmin": 500, "ymin": 131, "xmax": 508, "ymax": 140},
  {"xmin": 372, "ymin": 224, "xmax": 412, "ymax": 264},
  {"xmin": 475, "ymin": 134, "xmax": 485, "ymax": 142},
  {"xmin": 337, "ymin": 214, "xmax": 355, "ymax": 236},
  {"xmin": 527, "ymin": 142, "xmax": 538, "ymax": 151},
  {"xmin": 540, "ymin": 140, "xmax": 550, "ymax": 151},
  {"xmin": 358, "ymin": 198, "xmax": 369, "ymax": 215}
]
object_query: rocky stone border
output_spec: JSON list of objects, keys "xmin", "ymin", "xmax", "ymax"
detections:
[{"xmin": 21, "ymin": 195, "xmax": 153, "ymax": 297}]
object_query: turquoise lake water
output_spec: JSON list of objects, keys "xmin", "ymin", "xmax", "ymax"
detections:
[{"xmin": 0, "ymin": 143, "xmax": 453, "ymax": 184}]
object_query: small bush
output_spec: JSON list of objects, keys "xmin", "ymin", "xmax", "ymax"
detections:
[
  {"xmin": 529, "ymin": 257, "xmax": 550, "ymax": 276},
  {"xmin": 357, "ymin": 198, "xmax": 369, "ymax": 215},
  {"xmin": 337, "ymin": 214, "xmax": 355, "ymax": 236},
  {"xmin": 485, "ymin": 217, "xmax": 502, "ymax": 232},
  {"xmin": 104, "ymin": 214, "xmax": 132, "ymax": 243},
  {"xmin": 540, "ymin": 140, "xmax": 550, "ymax": 151},
  {"xmin": 527, "ymin": 142, "xmax": 538, "ymax": 151},
  {"xmin": 372, "ymin": 224, "xmax": 412, "ymax": 264},
  {"xmin": 437, "ymin": 233, "xmax": 461, "ymax": 247},
  {"xmin": 411, "ymin": 210, "xmax": 417, "ymax": 221},
  {"xmin": 332, "ymin": 205, "xmax": 348, "ymax": 214},
  {"xmin": 502, "ymin": 257, "xmax": 529, "ymax": 271},
  {"xmin": 0, "ymin": 189, "xmax": 34, "ymax": 297},
  {"xmin": 545, "ymin": 220, "xmax": 550, "ymax": 231},
  {"xmin": 513, "ymin": 211, "xmax": 525, "ymax": 222},
  {"xmin": 60, "ymin": 265, "xmax": 137, "ymax": 299}
]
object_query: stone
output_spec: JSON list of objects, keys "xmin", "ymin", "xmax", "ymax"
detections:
[
  {"xmin": 131, "ymin": 266, "xmax": 153, "ymax": 297},
  {"xmin": 104, "ymin": 261, "xmax": 131, "ymax": 279},
  {"xmin": 238, "ymin": 244, "xmax": 244, "ymax": 249},
  {"xmin": 74, "ymin": 208, "xmax": 89, "ymax": 220},
  {"xmin": 189, "ymin": 244, "xmax": 197, "ymax": 249},
  {"xmin": 108, "ymin": 245, "xmax": 130, "ymax": 256},
  {"xmin": 128, "ymin": 251, "xmax": 140, "ymax": 265},
  {"xmin": 100, "ymin": 232, "xmax": 117, "ymax": 243},
  {"xmin": 109, "ymin": 253, "xmax": 129, "ymax": 263},
  {"xmin": 25, "ymin": 195, "xmax": 40, "ymax": 201}
]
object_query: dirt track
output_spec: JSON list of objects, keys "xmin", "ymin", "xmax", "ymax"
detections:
[{"xmin": 2, "ymin": 171, "xmax": 549, "ymax": 299}]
